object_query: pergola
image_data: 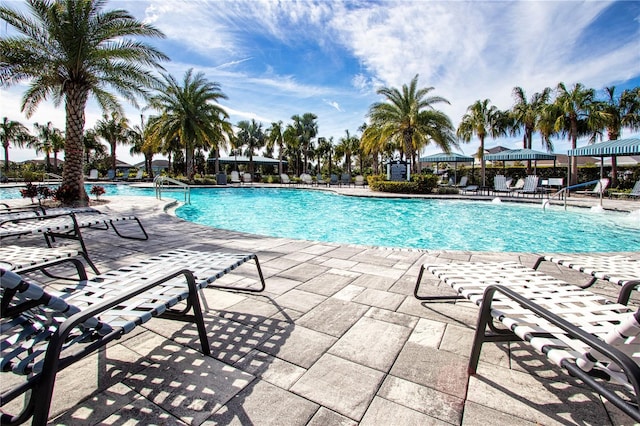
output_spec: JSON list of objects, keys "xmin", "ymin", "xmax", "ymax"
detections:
[
  {"xmin": 484, "ymin": 149, "xmax": 556, "ymax": 174},
  {"xmin": 419, "ymin": 152, "xmax": 475, "ymax": 184}
]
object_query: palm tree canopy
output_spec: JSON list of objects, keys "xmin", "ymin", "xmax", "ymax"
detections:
[
  {"xmin": 0, "ymin": 0, "xmax": 168, "ymax": 204},
  {"xmin": 147, "ymin": 68, "xmax": 229, "ymax": 179},
  {"xmin": 1, "ymin": 117, "xmax": 32, "ymax": 171},
  {"xmin": 366, "ymin": 74, "xmax": 457, "ymax": 170}
]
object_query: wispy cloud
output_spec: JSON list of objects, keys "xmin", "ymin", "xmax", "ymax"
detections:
[{"xmin": 3, "ymin": 0, "xmax": 638, "ymax": 163}]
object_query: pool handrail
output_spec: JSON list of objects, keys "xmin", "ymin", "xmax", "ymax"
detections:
[
  {"xmin": 542, "ymin": 179, "xmax": 602, "ymax": 211},
  {"xmin": 154, "ymin": 176, "xmax": 191, "ymax": 204}
]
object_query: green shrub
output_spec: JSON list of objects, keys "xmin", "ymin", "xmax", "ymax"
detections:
[
  {"xmin": 437, "ymin": 186, "xmax": 459, "ymax": 194},
  {"xmin": 368, "ymin": 173, "xmax": 438, "ymax": 194}
]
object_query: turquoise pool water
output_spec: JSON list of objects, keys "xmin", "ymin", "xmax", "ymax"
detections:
[{"xmin": 2, "ymin": 185, "xmax": 639, "ymax": 252}]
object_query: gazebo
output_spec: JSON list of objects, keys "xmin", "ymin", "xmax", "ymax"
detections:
[
  {"xmin": 568, "ymin": 138, "xmax": 640, "ymax": 183},
  {"xmin": 419, "ymin": 152, "xmax": 475, "ymax": 184},
  {"xmin": 484, "ymin": 148, "xmax": 556, "ymax": 174}
]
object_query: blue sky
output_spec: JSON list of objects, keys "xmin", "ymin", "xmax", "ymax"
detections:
[{"xmin": 2, "ymin": 0, "xmax": 639, "ymax": 164}]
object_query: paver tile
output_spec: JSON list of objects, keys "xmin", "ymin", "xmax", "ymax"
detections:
[
  {"xmin": 296, "ymin": 297, "xmax": 370, "ymax": 337},
  {"xmin": 328, "ymin": 316, "xmax": 411, "ymax": 371},
  {"xmin": 290, "ymin": 354, "xmax": 385, "ymax": 421}
]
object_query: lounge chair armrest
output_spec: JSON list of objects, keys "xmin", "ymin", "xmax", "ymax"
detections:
[{"xmin": 478, "ymin": 284, "xmax": 640, "ymax": 418}]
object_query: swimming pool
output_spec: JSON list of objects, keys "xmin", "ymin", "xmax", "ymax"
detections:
[{"xmin": 2, "ymin": 184, "xmax": 639, "ymax": 252}]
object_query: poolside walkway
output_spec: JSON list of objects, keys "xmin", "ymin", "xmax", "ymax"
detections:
[{"xmin": 2, "ymin": 195, "xmax": 640, "ymax": 425}]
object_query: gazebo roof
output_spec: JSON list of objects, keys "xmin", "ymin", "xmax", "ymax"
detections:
[
  {"xmin": 485, "ymin": 149, "xmax": 556, "ymax": 161},
  {"xmin": 567, "ymin": 138, "xmax": 640, "ymax": 157},
  {"xmin": 419, "ymin": 152, "xmax": 474, "ymax": 163}
]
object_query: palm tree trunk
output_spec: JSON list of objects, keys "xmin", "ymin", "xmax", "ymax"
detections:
[
  {"xmin": 63, "ymin": 86, "xmax": 89, "ymax": 206},
  {"xmin": 3, "ymin": 144, "xmax": 9, "ymax": 173},
  {"xmin": 479, "ymin": 136, "xmax": 486, "ymax": 187}
]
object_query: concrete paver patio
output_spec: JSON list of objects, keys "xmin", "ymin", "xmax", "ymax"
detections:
[{"xmin": 1, "ymin": 193, "xmax": 639, "ymax": 425}]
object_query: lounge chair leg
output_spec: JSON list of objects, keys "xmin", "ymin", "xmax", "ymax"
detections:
[
  {"xmin": 414, "ymin": 265, "xmax": 464, "ymax": 301},
  {"xmin": 39, "ymin": 258, "xmax": 89, "ymax": 281},
  {"xmin": 109, "ymin": 218, "xmax": 149, "ymax": 241},
  {"xmin": 208, "ymin": 254, "xmax": 266, "ymax": 293}
]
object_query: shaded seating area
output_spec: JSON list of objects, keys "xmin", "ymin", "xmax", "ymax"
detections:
[
  {"xmin": 414, "ymin": 260, "xmax": 640, "ymax": 422},
  {"xmin": 0, "ymin": 248, "xmax": 266, "ymax": 425}
]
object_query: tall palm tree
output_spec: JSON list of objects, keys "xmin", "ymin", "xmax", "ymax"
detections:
[
  {"xmin": 291, "ymin": 113, "xmax": 318, "ymax": 174},
  {"xmin": 366, "ymin": 74, "xmax": 457, "ymax": 172},
  {"xmin": 50, "ymin": 128, "xmax": 65, "ymax": 171},
  {"xmin": 95, "ymin": 112, "xmax": 129, "ymax": 173},
  {"xmin": 0, "ymin": 0, "xmax": 167, "ymax": 205},
  {"xmin": 147, "ymin": 69, "xmax": 229, "ymax": 181},
  {"xmin": 510, "ymin": 87, "xmax": 552, "ymax": 173},
  {"xmin": 266, "ymin": 121, "xmax": 286, "ymax": 175},
  {"xmin": 457, "ymin": 99, "xmax": 507, "ymax": 186},
  {"xmin": 236, "ymin": 119, "xmax": 266, "ymax": 175},
  {"xmin": 128, "ymin": 115, "xmax": 162, "ymax": 179},
  {"xmin": 32, "ymin": 121, "xmax": 62, "ymax": 172},
  {"xmin": 82, "ymin": 129, "xmax": 106, "ymax": 165},
  {"xmin": 597, "ymin": 86, "xmax": 640, "ymax": 186},
  {"xmin": 553, "ymin": 83, "xmax": 597, "ymax": 184},
  {"xmin": 1, "ymin": 117, "xmax": 31, "ymax": 173},
  {"xmin": 336, "ymin": 129, "xmax": 360, "ymax": 175}
]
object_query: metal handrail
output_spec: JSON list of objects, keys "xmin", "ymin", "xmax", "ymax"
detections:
[
  {"xmin": 542, "ymin": 179, "xmax": 601, "ymax": 211},
  {"xmin": 154, "ymin": 176, "xmax": 191, "ymax": 204}
]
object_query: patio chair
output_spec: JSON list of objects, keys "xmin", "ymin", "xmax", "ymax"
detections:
[
  {"xmin": 414, "ymin": 260, "xmax": 640, "ymax": 422},
  {"xmin": 315, "ymin": 173, "xmax": 326, "ymax": 186},
  {"xmin": 242, "ymin": 172, "xmax": 252, "ymax": 184},
  {"xmin": 354, "ymin": 175, "xmax": 366, "ymax": 188},
  {"xmin": 106, "ymin": 169, "xmax": 116, "ymax": 180},
  {"xmin": 329, "ymin": 174, "xmax": 339, "ymax": 186},
  {"xmin": 340, "ymin": 173, "xmax": 352, "ymax": 187},
  {"xmin": 460, "ymin": 184, "xmax": 478, "ymax": 194},
  {"xmin": 492, "ymin": 175, "xmax": 511, "ymax": 195},
  {"xmin": 470, "ymin": 282, "xmax": 640, "ymax": 422},
  {"xmin": 0, "ymin": 248, "xmax": 265, "ymax": 426},
  {"xmin": 575, "ymin": 178, "xmax": 609, "ymax": 197},
  {"xmin": 514, "ymin": 175, "xmax": 540, "ymax": 197},
  {"xmin": 508, "ymin": 177, "xmax": 525, "ymax": 191},
  {"xmin": 300, "ymin": 173, "xmax": 313, "ymax": 185},
  {"xmin": 280, "ymin": 174, "xmax": 292, "ymax": 185},
  {"xmin": 533, "ymin": 254, "xmax": 640, "ymax": 304},
  {"xmin": 455, "ymin": 176, "xmax": 468, "ymax": 188},
  {"xmin": 610, "ymin": 180, "xmax": 640, "ymax": 199},
  {"xmin": 230, "ymin": 171, "xmax": 241, "ymax": 184}
]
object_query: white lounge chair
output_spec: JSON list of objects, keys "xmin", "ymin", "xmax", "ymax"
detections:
[
  {"xmin": 354, "ymin": 175, "xmax": 366, "ymax": 188},
  {"xmin": 230, "ymin": 170, "xmax": 241, "ymax": 184},
  {"xmin": 87, "ymin": 169, "xmax": 99, "ymax": 180},
  {"xmin": 514, "ymin": 175, "xmax": 540, "ymax": 197},
  {"xmin": 414, "ymin": 260, "xmax": 640, "ymax": 422},
  {"xmin": 492, "ymin": 175, "xmax": 511, "ymax": 195},
  {"xmin": 455, "ymin": 176, "xmax": 468, "ymax": 188},
  {"xmin": 575, "ymin": 178, "xmax": 609, "ymax": 197},
  {"xmin": 0, "ymin": 245, "xmax": 90, "ymax": 279},
  {"xmin": 610, "ymin": 180, "xmax": 640, "ymax": 199},
  {"xmin": 0, "ymin": 248, "xmax": 265, "ymax": 425},
  {"xmin": 280, "ymin": 174, "xmax": 292, "ymax": 185},
  {"xmin": 242, "ymin": 172, "xmax": 252, "ymax": 184},
  {"xmin": 534, "ymin": 254, "xmax": 640, "ymax": 304}
]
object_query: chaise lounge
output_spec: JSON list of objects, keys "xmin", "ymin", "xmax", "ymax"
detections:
[
  {"xmin": 414, "ymin": 260, "xmax": 640, "ymax": 422},
  {"xmin": 0, "ymin": 248, "xmax": 266, "ymax": 426}
]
